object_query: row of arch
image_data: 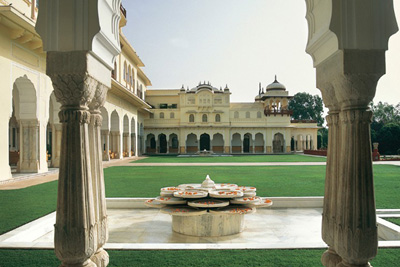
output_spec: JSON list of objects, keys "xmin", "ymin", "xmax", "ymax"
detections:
[{"xmin": 144, "ymin": 132, "xmax": 313, "ymax": 154}]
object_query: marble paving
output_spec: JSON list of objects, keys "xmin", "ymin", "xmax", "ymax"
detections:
[
  {"xmin": 2, "ymin": 207, "xmax": 400, "ymax": 250},
  {"xmin": 0, "ymin": 208, "xmax": 327, "ymax": 249}
]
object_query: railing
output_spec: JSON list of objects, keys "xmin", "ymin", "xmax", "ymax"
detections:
[{"xmin": 264, "ymin": 109, "xmax": 293, "ymax": 116}]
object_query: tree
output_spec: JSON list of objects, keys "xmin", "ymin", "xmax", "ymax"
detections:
[
  {"xmin": 289, "ymin": 92, "xmax": 324, "ymax": 126},
  {"xmin": 370, "ymin": 102, "xmax": 400, "ymax": 155}
]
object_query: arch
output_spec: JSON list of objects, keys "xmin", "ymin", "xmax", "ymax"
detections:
[
  {"xmin": 47, "ymin": 92, "xmax": 62, "ymax": 167},
  {"xmin": 100, "ymin": 107, "xmax": 109, "ymax": 130},
  {"xmin": 170, "ymin": 112, "xmax": 175, "ymax": 119},
  {"xmin": 146, "ymin": 133, "xmax": 156, "ymax": 153},
  {"xmin": 123, "ymin": 61, "xmax": 127, "ymax": 81},
  {"xmin": 110, "ymin": 110, "xmax": 120, "ymax": 131},
  {"xmin": 200, "ymin": 133, "xmax": 210, "ymax": 151},
  {"xmin": 186, "ymin": 133, "xmax": 197, "ymax": 154},
  {"xmin": 123, "ymin": 115, "xmax": 129, "ymax": 133},
  {"xmin": 128, "ymin": 65, "xmax": 132, "ymax": 88},
  {"xmin": 273, "ymin": 133, "xmax": 284, "ymax": 153},
  {"xmin": 255, "ymin": 133, "xmax": 264, "ymax": 153},
  {"xmin": 159, "ymin": 112, "xmax": 164, "ymax": 119},
  {"xmin": 245, "ymin": 111, "xmax": 250, "ymax": 119},
  {"xmin": 169, "ymin": 133, "xmax": 179, "ymax": 153},
  {"xmin": 159, "ymin": 133, "xmax": 167, "ymax": 153},
  {"xmin": 234, "ymin": 111, "xmax": 239, "ymax": 119},
  {"xmin": 231, "ymin": 133, "xmax": 241, "ymax": 153},
  {"xmin": 130, "ymin": 117, "xmax": 136, "ymax": 156},
  {"xmin": 215, "ymin": 114, "xmax": 221, "ymax": 122},
  {"xmin": 202, "ymin": 114, "xmax": 207, "ymax": 122},
  {"xmin": 122, "ymin": 115, "xmax": 130, "ymax": 157},
  {"xmin": 243, "ymin": 133, "xmax": 252, "ymax": 153},
  {"xmin": 257, "ymin": 111, "xmax": 262, "ymax": 118},
  {"xmin": 212, "ymin": 133, "xmax": 224, "ymax": 153},
  {"xmin": 189, "ymin": 114, "xmax": 195, "ymax": 122},
  {"xmin": 13, "ymin": 75, "xmax": 37, "ymax": 120}
]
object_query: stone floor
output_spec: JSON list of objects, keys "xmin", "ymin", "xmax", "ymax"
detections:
[{"xmin": 0, "ymin": 208, "xmax": 326, "ymax": 250}]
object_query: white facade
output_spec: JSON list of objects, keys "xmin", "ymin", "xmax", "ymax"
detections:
[{"xmin": 144, "ymin": 81, "xmax": 319, "ymax": 154}]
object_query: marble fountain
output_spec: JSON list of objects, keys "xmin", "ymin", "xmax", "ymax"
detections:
[{"xmin": 145, "ymin": 175, "xmax": 273, "ymax": 237}]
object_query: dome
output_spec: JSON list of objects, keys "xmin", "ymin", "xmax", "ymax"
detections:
[{"xmin": 266, "ymin": 76, "xmax": 286, "ymax": 91}]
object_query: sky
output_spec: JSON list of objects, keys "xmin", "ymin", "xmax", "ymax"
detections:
[{"xmin": 122, "ymin": 0, "xmax": 400, "ymax": 105}]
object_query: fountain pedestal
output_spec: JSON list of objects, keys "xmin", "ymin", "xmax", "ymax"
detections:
[{"xmin": 172, "ymin": 213, "xmax": 245, "ymax": 237}]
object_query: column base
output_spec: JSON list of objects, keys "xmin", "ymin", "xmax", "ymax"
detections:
[
  {"xmin": 60, "ymin": 259, "xmax": 96, "ymax": 267},
  {"xmin": 321, "ymin": 248, "xmax": 342, "ymax": 267},
  {"xmin": 91, "ymin": 248, "xmax": 109, "ymax": 267}
]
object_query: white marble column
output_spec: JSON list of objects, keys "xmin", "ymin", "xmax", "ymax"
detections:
[
  {"xmin": 89, "ymin": 83, "xmax": 109, "ymax": 267},
  {"xmin": 102, "ymin": 130, "xmax": 110, "ymax": 161},
  {"xmin": 18, "ymin": 119, "xmax": 40, "ymax": 172},
  {"xmin": 51, "ymin": 123, "xmax": 62, "ymax": 168},
  {"xmin": 47, "ymin": 51, "xmax": 98, "ymax": 267}
]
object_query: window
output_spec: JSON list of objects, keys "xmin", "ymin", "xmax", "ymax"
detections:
[
  {"xmin": 234, "ymin": 111, "xmax": 239, "ymax": 118},
  {"xmin": 150, "ymin": 137, "xmax": 156, "ymax": 149},
  {"xmin": 202, "ymin": 114, "xmax": 208, "ymax": 122},
  {"xmin": 128, "ymin": 66, "xmax": 132, "ymax": 87},
  {"xmin": 170, "ymin": 112, "xmax": 175, "ymax": 119},
  {"xmin": 160, "ymin": 104, "xmax": 168, "ymax": 109},
  {"xmin": 246, "ymin": 111, "xmax": 250, "ymax": 118},
  {"xmin": 149, "ymin": 113, "xmax": 154, "ymax": 119},
  {"xmin": 189, "ymin": 114, "xmax": 194, "ymax": 122},
  {"xmin": 187, "ymin": 97, "xmax": 195, "ymax": 105},
  {"xmin": 123, "ymin": 61, "xmax": 127, "ymax": 80},
  {"xmin": 257, "ymin": 111, "xmax": 262, "ymax": 118},
  {"xmin": 159, "ymin": 112, "xmax": 164, "ymax": 119},
  {"xmin": 215, "ymin": 114, "xmax": 221, "ymax": 122},
  {"xmin": 214, "ymin": 98, "xmax": 222, "ymax": 104}
]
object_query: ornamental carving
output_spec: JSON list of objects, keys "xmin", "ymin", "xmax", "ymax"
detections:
[
  {"xmin": 89, "ymin": 83, "xmax": 109, "ymax": 111},
  {"xmin": 50, "ymin": 73, "xmax": 97, "ymax": 109},
  {"xmin": 58, "ymin": 110, "xmax": 91, "ymax": 125}
]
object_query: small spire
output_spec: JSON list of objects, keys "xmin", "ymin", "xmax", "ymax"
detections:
[
  {"xmin": 274, "ymin": 75, "xmax": 278, "ymax": 82},
  {"xmin": 199, "ymin": 81, "xmax": 201, "ymax": 86},
  {"xmin": 220, "ymin": 86, "xmax": 222, "ymax": 91},
  {"xmin": 181, "ymin": 84, "xmax": 185, "ymax": 89}
]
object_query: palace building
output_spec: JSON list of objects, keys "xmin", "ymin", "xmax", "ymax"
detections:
[
  {"xmin": 1, "ymin": 1, "xmax": 151, "ymax": 181},
  {"xmin": 1, "ymin": 0, "xmax": 317, "ymax": 182},
  {"xmin": 144, "ymin": 80, "xmax": 318, "ymax": 155}
]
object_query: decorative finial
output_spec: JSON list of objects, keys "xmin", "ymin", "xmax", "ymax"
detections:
[{"xmin": 274, "ymin": 75, "xmax": 278, "ymax": 82}]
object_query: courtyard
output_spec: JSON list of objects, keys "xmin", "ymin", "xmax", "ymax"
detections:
[{"xmin": 1, "ymin": 155, "xmax": 400, "ymax": 266}]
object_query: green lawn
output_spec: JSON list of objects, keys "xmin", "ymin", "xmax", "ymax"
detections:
[
  {"xmin": 386, "ymin": 218, "xmax": 400, "ymax": 226},
  {"xmin": 1, "ymin": 248, "xmax": 400, "ymax": 267},
  {"xmin": 0, "ymin": 164, "xmax": 399, "ymax": 235},
  {"xmin": 132, "ymin": 154, "xmax": 326, "ymax": 163},
  {"xmin": 104, "ymin": 165, "xmax": 400, "ymax": 209}
]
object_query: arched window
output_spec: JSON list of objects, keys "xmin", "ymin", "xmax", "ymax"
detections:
[
  {"xmin": 172, "ymin": 136, "xmax": 178, "ymax": 149},
  {"xmin": 215, "ymin": 114, "xmax": 221, "ymax": 122},
  {"xmin": 189, "ymin": 114, "xmax": 194, "ymax": 122},
  {"xmin": 202, "ymin": 114, "xmax": 208, "ymax": 122},
  {"xmin": 112, "ymin": 61, "xmax": 117, "ymax": 79},
  {"xmin": 170, "ymin": 112, "xmax": 175, "ymax": 119},
  {"xmin": 150, "ymin": 137, "xmax": 156, "ymax": 149},
  {"xmin": 257, "ymin": 111, "xmax": 262, "ymax": 118},
  {"xmin": 246, "ymin": 111, "xmax": 250, "ymax": 118},
  {"xmin": 234, "ymin": 111, "xmax": 239, "ymax": 118},
  {"xmin": 123, "ymin": 61, "xmax": 127, "ymax": 80},
  {"xmin": 159, "ymin": 112, "xmax": 164, "ymax": 119},
  {"xmin": 128, "ymin": 66, "xmax": 132, "ymax": 88}
]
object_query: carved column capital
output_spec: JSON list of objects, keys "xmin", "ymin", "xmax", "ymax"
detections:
[{"xmin": 89, "ymin": 83, "xmax": 109, "ymax": 112}]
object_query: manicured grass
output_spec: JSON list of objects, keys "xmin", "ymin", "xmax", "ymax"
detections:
[
  {"xmin": 1, "ymin": 248, "xmax": 400, "ymax": 267},
  {"xmin": 104, "ymin": 165, "xmax": 326, "ymax": 198},
  {"xmin": 104, "ymin": 165, "xmax": 400, "ymax": 209},
  {"xmin": 0, "ymin": 165, "xmax": 398, "ymax": 235},
  {"xmin": 132, "ymin": 154, "xmax": 326, "ymax": 163},
  {"xmin": 386, "ymin": 218, "xmax": 400, "ymax": 226},
  {"xmin": 0, "ymin": 181, "xmax": 58, "ymax": 235}
]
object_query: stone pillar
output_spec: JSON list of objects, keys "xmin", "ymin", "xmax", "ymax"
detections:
[
  {"xmin": 18, "ymin": 119, "xmax": 40, "ymax": 173},
  {"xmin": 252, "ymin": 139, "xmax": 255, "ymax": 154},
  {"xmin": 89, "ymin": 83, "xmax": 109, "ymax": 267},
  {"xmin": 36, "ymin": 1, "xmax": 121, "ymax": 265},
  {"xmin": 47, "ymin": 52, "xmax": 98, "ymax": 267},
  {"xmin": 102, "ymin": 130, "xmax": 110, "ymax": 161},
  {"xmin": 305, "ymin": 1, "xmax": 397, "ymax": 266},
  {"xmin": 52, "ymin": 123, "xmax": 62, "ymax": 167}
]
